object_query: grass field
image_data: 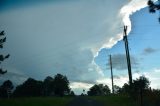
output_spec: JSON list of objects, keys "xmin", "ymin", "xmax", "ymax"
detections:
[
  {"xmin": 90, "ymin": 95, "xmax": 160, "ymax": 106},
  {"xmin": 0, "ymin": 95, "xmax": 159, "ymax": 106},
  {"xmin": 0, "ymin": 97, "xmax": 73, "ymax": 106},
  {"xmin": 90, "ymin": 95, "xmax": 139, "ymax": 106}
]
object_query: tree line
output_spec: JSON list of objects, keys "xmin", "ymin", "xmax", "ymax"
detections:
[
  {"xmin": 1, "ymin": 72, "xmax": 160, "ymax": 103},
  {"xmin": 0, "ymin": 74, "xmax": 74, "ymax": 98},
  {"xmin": 87, "ymin": 76, "xmax": 150, "ymax": 96},
  {"xmin": 88, "ymin": 76, "xmax": 160, "ymax": 99}
]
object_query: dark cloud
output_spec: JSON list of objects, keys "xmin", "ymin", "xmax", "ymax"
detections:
[
  {"xmin": 0, "ymin": 0, "xmax": 133, "ymax": 94},
  {"xmin": 142, "ymin": 47, "xmax": 158, "ymax": 55},
  {"xmin": 0, "ymin": 71, "xmax": 28, "ymax": 86},
  {"xmin": 107, "ymin": 54, "xmax": 139, "ymax": 70}
]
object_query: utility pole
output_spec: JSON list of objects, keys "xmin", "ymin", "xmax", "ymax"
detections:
[
  {"xmin": 109, "ymin": 55, "xmax": 114, "ymax": 94},
  {"xmin": 123, "ymin": 26, "xmax": 132, "ymax": 85}
]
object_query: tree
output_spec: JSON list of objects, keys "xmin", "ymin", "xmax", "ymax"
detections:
[
  {"xmin": 53, "ymin": 74, "xmax": 70, "ymax": 96},
  {"xmin": 42, "ymin": 76, "xmax": 54, "ymax": 96},
  {"xmin": 70, "ymin": 91, "xmax": 75, "ymax": 96},
  {"xmin": 13, "ymin": 74, "xmax": 70, "ymax": 97},
  {"xmin": 113, "ymin": 85, "xmax": 121, "ymax": 94},
  {"xmin": 13, "ymin": 78, "xmax": 43, "ymax": 97},
  {"xmin": 119, "ymin": 83, "xmax": 130, "ymax": 94},
  {"xmin": 0, "ymin": 80, "xmax": 13, "ymax": 98},
  {"xmin": 120, "ymin": 75, "xmax": 150, "ymax": 100},
  {"xmin": 87, "ymin": 84, "xmax": 110, "ymax": 96},
  {"xmin": 132, "ymin": 75, "xmax": 150, "ymax": 91},
  {"xmin": 148, "ymin": 0, "xmax": 160, "ymax": 22},
  {"xmin": 0, "ymin": 30, "xmax": 10, "ymax": 75}
]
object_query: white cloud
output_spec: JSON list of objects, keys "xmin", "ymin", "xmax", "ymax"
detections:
[
  {"xmin": 70, "ymin": 81, "xmax": 93, "ymax": 95},
  {"xmin": 120, "ymin": 0, "xmax": 148, "ymax": 34},
  {"xmin": 70, "ymin": 82, "xmax": 93, "ymax": 90},
  {"xmin": 142, "ymin": 69, "xmax": 160, "ymax": 89},
  {"xmin": 98, "ymin": 0, "xmax": 149, "ymax": 55},
  {"xmin": 96, "ymin": 75, "xmax": 128, "ymax": 89}
]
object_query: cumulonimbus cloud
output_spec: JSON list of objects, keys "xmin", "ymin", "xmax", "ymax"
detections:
[{"xmin": 0, "ymin": 0, "xmax": 150, "ymax": 94}]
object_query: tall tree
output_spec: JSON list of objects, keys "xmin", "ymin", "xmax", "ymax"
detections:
[
  {"xmin": 0, "ymin": 80, "xmax": 13, "ymax": 98},
  {"xmin": 0, "ymin": 30, "xmax": 10, "ymax": 75},
  {"xmin": 42, "ymin": 76, "xmax": 54, "ymax": 96},
  {"xmin": 87, "ymin": 84, "xmax": 110, "ymax": 96},
  {"xmin": 133, "ymin": 76, "xmax": 150, "ymax": 91},
  {"xmin": 120, "ymin": 75, "xmax": 150, "ymax": 100},
  {"xmin": 13, "ymin": 78, "xmax": 43, "ymax": 97},
  {"xmin": 53, "ymin": 74, "xmax": 70, "ymax": 96}
]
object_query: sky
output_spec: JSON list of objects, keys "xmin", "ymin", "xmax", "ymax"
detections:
[{"xmin": 0, "ymin": 0, "xmax": 160, "ymax": 95}]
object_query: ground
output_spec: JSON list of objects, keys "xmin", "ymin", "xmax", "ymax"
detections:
[
  {"xmin": 0, "ymin": 95, "xmax": 159, "ymax": 106},
  {"xmin": 67, "ymin": 96, "xmax": 104, "ymax": 106}
]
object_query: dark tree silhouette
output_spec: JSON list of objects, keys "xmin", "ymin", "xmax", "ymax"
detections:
[
  {"xmin": 42, "ymin": 76, "xmax": 54, "ymax": 96},
  {"xmin": 120, "ymin": 75, "xmax": 150, "ymax": 100},
  {"xmin": 13, "ymin": 78, "xmax": 43, "ymax": 97},
  {"xmin": 53, "ymin": 74, "xmax": 70, "ymax": 96},
  {"xmin": 120, "ymin": 83, "xmax": 130, "ymax": 94},
  {"xmin": 70, "ymin": 91, "xmax": 75, "ymax": 96},
  {"xmin": 133, "ymin": 76, "xmax": 150, "ymax": 91},
  {"xmin": 0, "ymin": 30, "xmax": 10, "ymax": 75},
  {"xmin": 148, "ymin": 0, "xmax": 160, "ymax": 22},
  {"xmin": 0, "ymin": 80, "xmax": 13, "ymax": 98},
  {"xmin": 87, "ymin": 84, "xmax": 110, "ymax": 96},
  {"xmin": 13, "ymin": 74, "xmax": 70, "ymax": 97}
]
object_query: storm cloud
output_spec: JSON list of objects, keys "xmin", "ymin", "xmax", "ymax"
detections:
[{"xmin": 0, "ymin": 0, "xmax": 149, "ymax": 93}]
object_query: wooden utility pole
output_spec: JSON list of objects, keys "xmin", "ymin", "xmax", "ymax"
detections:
[
  {"xmin": 109, "ymin": 55, "xmax": 114, "ymax": 94},
  {"xmin": 123, "ymin": 26, "xmax": 132, "ymax": 85}
]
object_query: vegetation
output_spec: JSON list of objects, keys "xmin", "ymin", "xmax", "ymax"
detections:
[
  {"xmin": 0, "ymin": 97, "xmax": 73, "ymax": 106},
  {"xmin": 89, "ymin": 76, "xmax": 160, "ymax": 106},
  {"xmin": 148, "ymin": 0, "xmax": 160, "ymax": 22},
  {"xmin": 119, "ymin": 76, "xmax": 150, "ymax": 96},
  {"xmin": 53, "ymin": 74, "xmax": 70, "ymax": 96},
  {"xmin": 13, "ymin": 78, "xmax": 43, "ymax": 97},
  {"xmin": 90, "ymin": 95, "xmax": 139, "ymax": 106},
  {"xmin": 0, "ymin": 30, "xmax": 10, "ymax": 75},
  {"xmin": 0, "ymin": 80, "xmax": 13, "ymax": 98},
  {"xmin": 87, "ymin": 84, "xmax": 110, "ymax": 96},
  {"xmin": 0, "ymin": 73, "xmax": 73, "ymax": 98},
  {"xmin": 90, "ymin": 90, "xmax": 160, "ymax": 106},
  {"xmin": 0, "ymin": 73, "xmax": 160, "ymax": 106}
]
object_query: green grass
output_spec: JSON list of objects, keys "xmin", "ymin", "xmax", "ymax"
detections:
[
  {"xmin": 0, "ymin": 97, "xmax": 73, "ymax": 106},
  {"xmin": 89, "ymin": 95, "xmax": 139, "ymax": 106},
  {"xmin": 90, "ymin": 94, "xmax": 160, "ymax": 106}
]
